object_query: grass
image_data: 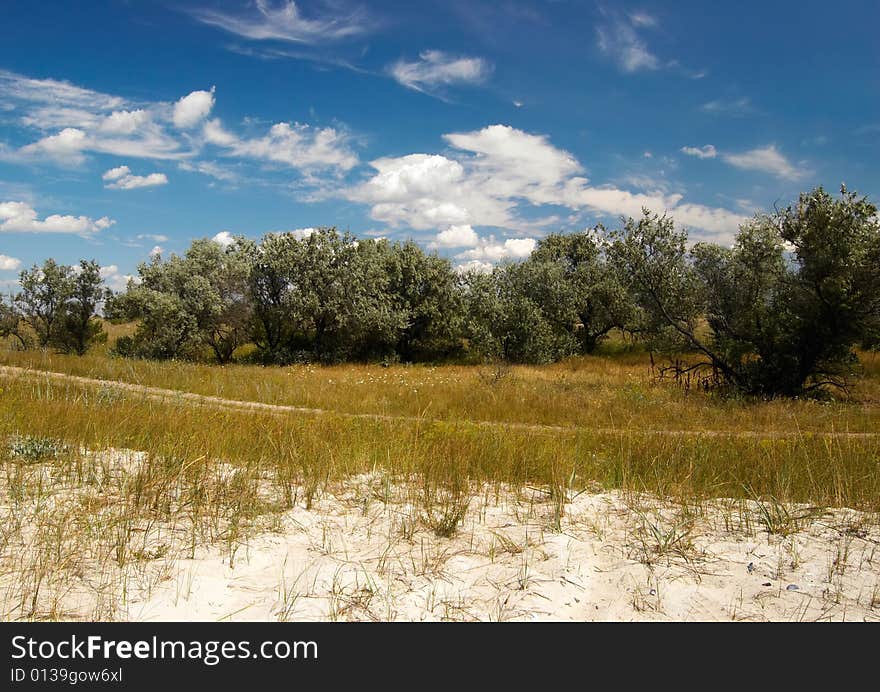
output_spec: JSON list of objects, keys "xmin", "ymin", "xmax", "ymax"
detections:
[
  {"xmin": 1, "ymin": 325, "xmax": 879, "ymax": 620},
  {"xmin": 2, "ymin": 323, "xmax": 880, "ymax": 435}
]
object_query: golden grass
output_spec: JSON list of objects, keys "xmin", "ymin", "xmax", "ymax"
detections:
[
  {"xmin": 1, "ymin": 372, "xmax": 878, "ymax": 511},
  {"xmin": 2, "ymin": 325, "xmax": 880, "ymax": 435}
]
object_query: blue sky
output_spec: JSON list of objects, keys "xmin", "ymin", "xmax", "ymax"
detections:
[{"xmin": 0, "ymin": 0, "xmax": 878, "ymax": 289}]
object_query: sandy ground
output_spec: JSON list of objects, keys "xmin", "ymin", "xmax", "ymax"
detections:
[
  {"xmin": 2, "ymin": 446, "xmax": 878, "ymax": 622},
  {"xmin": 122, "ymin": 481, "xmax": 880, "ymax": 622}
]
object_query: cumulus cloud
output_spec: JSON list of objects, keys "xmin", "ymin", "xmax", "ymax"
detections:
[
  {"xmin": 389, "ymin": 50, "xmax": 491, "ymax": 94},
  {"xmin": 722, "ymin": 145, "xmax": 807, "ymax": 180},
  {"xmin": 178, "ymin": 160, "xmax": 239, "ymax": 182},
  {"xmin": 149, "ymin": 245, "xmax": 164, "ymax": 258},
  {"xmin": 212, "ymin": 230, "xmax": 235, "ymax": 247},
  {"xmin": 456, "ymin": 236, "xmax": 536, "ymax": 262},
  {"xmin": 289, "ymin": 227, "xmax": 317, "ymax": 240},
  {"xmin": 203, "ymin": 118, "xmax": 358, "ymax": 171},
  {"xmin": 431, "ymin": 224, "xmax": 479, "ymax": 248},
  {"xmin": 347, "ymin": 124, "xmax": 747, "ymax": 248},
  {"xmin": 0, "ymin": 200, "xmax": 114, "ymax": 235},
  {"xmin": 190, "ymin": 0, "xmax": 374, "ymax": 43},
  {"xmin": 19, "ymin": 127, "xmax": 88, "ymax": 165},
  {"xmin": 173, "ymin": 88, "xmax": 215, "ymax": 129},
  {"xmin": 99, "ymin": 265, "xmax": 135, "ymax": 292},
  {"xmin": 681, "ymin": 144, "xmax": 717, "ymax": 159},
  {"xmin": 1, "ymin": 70, "xmax": 354, "ymax": 181},
  {"xmin": 0, "ymin": 254, "xmax": 22, "ymax": 271},
  {"xmin": 99, "ymin": 109, "xmax": 151, "ymax": 135},
  {"xmin": 102, "ymin": 165, "xmax": 168, "ymax": 189},
  {"xmin": 455, "ymin": 259, "xmax": 493, "ymax": 274}
]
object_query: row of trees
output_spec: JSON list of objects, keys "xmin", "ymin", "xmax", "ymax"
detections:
[
  {"xmin": 0, "ymin": 260, "xmax": 107, "ymax": 355},
  {"xmin": 2, "ymin": 186, "xmax": 878, "ymax": 397}
]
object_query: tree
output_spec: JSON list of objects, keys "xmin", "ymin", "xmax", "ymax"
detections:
[
  {"xmin": 609, "ymin": 210, "xmax": 706, "ymax": 356},
  {"xmin": 50, "ymin": 260, "xmax": 108, "ymax": 355},
  {"xmin": 247, "ymin": 229, "xmax": 402, "ymax": 363},
  {"xmin": 382, "ymin": 241, "xmax": 464, "ymax": 361},
  {"xmin": 113, "ymin": 240, "xmax": 253, "ymax": 362},
  {"xmin": 0, "ymin": 296, "xmax": 29, "ymax": 349},
  {"xmin": 16, "ymin": 259, "xmax": 74, "ymax": 347},
  {"xmin": 529, "ymin": 229, "xmax": 635, "ymax": 352},
  {"xmin": 461, "ymin": 263, "xmax": 570, "ymax": 364},
  {"xmin": 615, "ymin": 187, "xmax": 880, "ymax": 396}
]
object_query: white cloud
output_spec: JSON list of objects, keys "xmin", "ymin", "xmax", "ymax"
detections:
[
  {"xmin": 0, "ymin": 200, "xmax": 114, "ymax": 235},
  {"xmin": 99, "ymin": 109, "xmax": 151, "ymax": 135},
  {"xmin": 173, "ymin": 88, "xmax": 216, "ymax": 129},
  {"xmin": 681, "ymin": 144, "xmax": 717, "ymax": 159},
  {"xmin": 102, "ymin": 165, "xmax": 168, "ymax": 189},
  {"xmin": 136, "ymin": 233, "xmax": 168, "ymax": 242},
  {"xmin": 700, "ymin": 97, "xmax": 754, "ymax": 116},
  {"xmin": 19, "ymin": 127, "xmax": 88, "ymax": 165},
  {"xmin": 455, "ymin": 259, "xmax": 493, "ymax": 274},
  {"xmin": 212, "ymin": 230, "xmax": 235, "ymax": 247},
  {"xmin": 431, "ymin": 224, "xmax": 479, "ymax": 248},
  {"xmin": 722, "ymin": 145, "xmax": 807, "ymax": 181},
  {"xmin": 629, "ymin": 12, "xmax": 658, "ymax": 28},
  {"xmin": 346, "ymin": 124, "xmax": 747, "ymax": 248},
  {"xmin": 0, "ymin": 254, "xmax": 21, "ymax": 271},
  {"xmin": 178, "ymin": 160, "xmax": 239, "ymax": 182},
  {"xmin": 149, "ymin": 245, "xmax": 164, "ymax": 258},
  {"xmin": 2, "ymin": 69, "xmax": 355, "ymax": 182},
  {"xmin": 102, "ymin": 165, "xmax": 129, "ymax": 181},
  {"xmin": 456, "ymin": 236, "xmax": 536, "ymax": 262},
  {"xmin": 204, "ymin": 118, "xmax": 358, "ymax": 171},
  {"xmin": 0, "ymin": 69, "xmax": 125, "ymax": 111},
  {"xmin": 389, "ymin": 50, "xmax": 491, "ymax": 93},
  {"xmin": 596, "ymin": 13, "xmax": 660, "ymax": 72},
  {"xmin": 99, "ymin": 265, "xmax": 134, "ymax": 292},
  {"xmin": 191, "ymin": 0, "xmax": 374, "ymax": 43},
  {"xmin": 289, "ymin": 227, "xmax": 317, "ymax": 240}
]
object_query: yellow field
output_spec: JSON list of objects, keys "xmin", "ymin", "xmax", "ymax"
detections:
[{"xmin": 1, "ymin": 324, "xmax": 879, "ymax": 509}]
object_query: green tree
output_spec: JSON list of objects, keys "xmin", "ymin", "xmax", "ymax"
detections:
[
  {"xmin": 530, "ymin": 229, "xmax": 634, "ymax": 352},
  {"xmin": 382, "ymin": 240, "xmax": 464, "ymax": 361},
  {"xmin": 461, "ymin": 263, "xmax": 569, "ymax": 364},
  {"xmin": 615, "ymin": 187, "xmax": 880, "ymax": 396},
  {"xmin": 114, "ymin": 240, "xmax": 253, "ymax": 362},
  {"xmin": 52, "ymin": 260, "xmax": 108, "ymax": 355},
  {"xmin": 0, "ymin": 296, "xmax": 29, "ymax": 349},
  {"xmin": 16, "ymin": 259, "xmax": 74, "ymax": 347}
]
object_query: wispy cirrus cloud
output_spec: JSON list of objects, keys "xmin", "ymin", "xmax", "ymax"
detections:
[
  {"xmin": 596, "ymin": 9, "xmax": 660, "ymax": 72},
  {"xmin": 700, "ymin": 97, "xmax": 755, "ymax": 116},
  {"xmin": 189, "ymin": 0, "xmax": 376, "ymax": 44},
  {"xmin": 389, "ymin": 50, "xmax": 492, "ymax": 95},
  {"xmin": 722, "ymin": 145, "xmax": 809, "ymax": 181},
  {"xmin": 682, "ymin": 143, "xmax": 809, "ymax": 181}
]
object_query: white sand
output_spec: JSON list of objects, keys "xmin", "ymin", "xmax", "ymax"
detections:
[
  {"xmin": 121, "ymin": 476, "xmax": 879, "ymax": 622},
  {"xmin": 2, "ymin": 448, "xmax": 878, "ymax": 622}
]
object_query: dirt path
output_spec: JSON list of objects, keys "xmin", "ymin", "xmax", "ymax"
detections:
[{"xmin": 1, "ymin": 364, "xmax": 878, "ymax": 439}]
